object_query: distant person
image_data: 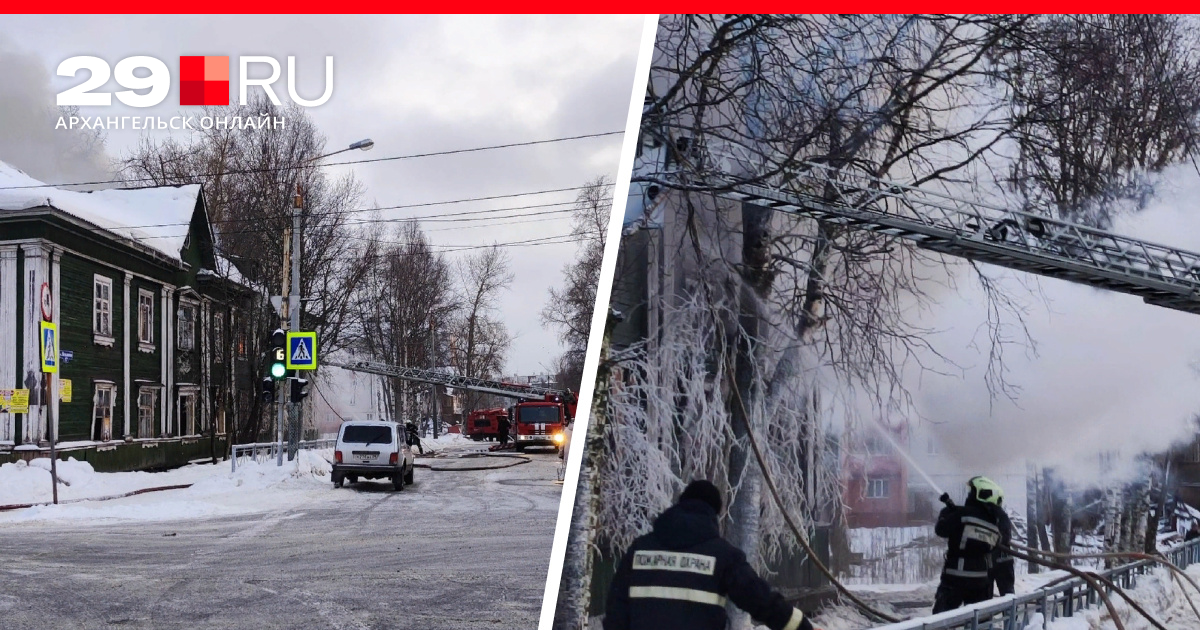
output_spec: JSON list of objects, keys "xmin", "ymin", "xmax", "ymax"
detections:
[
  {"xmin": 1186, "ymin": 522, "xmax": 1200, "ymax": 542},
  {"xmin": 932, "ymin": 476, "xmax": 1012, "ymax": 614},
  {"xmin": 604, "ymin": 480, "xmax": 814, "ymax": 630},
  {"xmin": 497, "ymin": 414, "xmax": 511, "ymax": 447},
  {"xmin": 405, "ymin": 422, "xmax": 423, "ymax": 455}
]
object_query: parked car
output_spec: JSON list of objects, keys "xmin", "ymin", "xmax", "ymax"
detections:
[{"xmin": 332, "ymin": 421, "xmax": 416, "ymax": 490}]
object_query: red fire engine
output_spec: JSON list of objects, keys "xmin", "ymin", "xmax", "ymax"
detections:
[
  {"xmin": 464, "ymin": 407, "xmax": 508, "ymax": 441},
  {"xmin": 329, "ymin": 360, "xmax": 576, "ymax": 453}
]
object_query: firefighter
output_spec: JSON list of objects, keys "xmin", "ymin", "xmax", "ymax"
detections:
[
  {"xmin": 990, "ymin": 509, "xmax": 1015, "ymax": 598},
  {"xmin": 405, "ymin": 421, "xmax": 423, "ymax": 455},
  {"xmin": 932, "ymin": 476, "xmax": 1012, "ymax": 614},
  {"xmin": 604, "ymin": 480, "xmax": 814, "ymax": 630},
  {"xmin": 497, "ymin": 414, "xmax": 511, "ymax": 447}
]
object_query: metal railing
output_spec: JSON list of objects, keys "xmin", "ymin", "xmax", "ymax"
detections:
[
  {"xmin": 870, "ymin": 539, "xmax": 1200, "ymax": 630},
  {"xmin": 230, "ymin": 439, "xmax": 335, "ymax": 472}
]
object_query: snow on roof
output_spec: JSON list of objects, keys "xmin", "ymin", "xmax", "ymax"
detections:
[{"xmin": 0, "ymin": 160, "xmax": 201, "ymax": 261}]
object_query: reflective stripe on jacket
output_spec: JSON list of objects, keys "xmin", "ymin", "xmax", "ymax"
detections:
[{"xmin": 604, "ymin": 500, "xmax": 812, "ymax": 630}]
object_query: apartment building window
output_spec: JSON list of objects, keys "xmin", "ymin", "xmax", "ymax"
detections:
[
  {"xmin": 179, "ymin": 391, "xmax": 197, "ymax": 436},
  {"xmin": 177, "ymin": 304, "xmax": 196, "ymax": 350},
  {"xmin": 93, "ymin": 383, "xmax": 115, "ymax": 442},
  {"xmin": 137, "ymin": 388, "xmax": 157, "ymax": 438},
  {"xmin": 93, "ymin": 275, "xmax": 113, "ymax": 343},
  {"xmin": 138, "ymin": 289, "xmax": 155, "ymax": 350},
  {"xmin": 866, "ymin": 477, "xmax": 891, "ymax": 499}
]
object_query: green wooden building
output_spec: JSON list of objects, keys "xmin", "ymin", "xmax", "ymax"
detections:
[{"xmin": 0, "ymin": 162, "xmax": 253, "ymax": 471}]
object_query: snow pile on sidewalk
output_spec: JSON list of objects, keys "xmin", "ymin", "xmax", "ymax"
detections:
[
  {"xmin": 419, "ymin": 433, "xmax": 476, "ymax": 452},
  {"xmin": 0, "ymin": 457, "xmax": 219, "ymax": 506},
  {"xmin": 1022, "ymin": 564, "xmax": 1200, "ymax": 629},
  {"xmin": 0, "ymin": 451, "xmax": 335, "ymax": 523}
]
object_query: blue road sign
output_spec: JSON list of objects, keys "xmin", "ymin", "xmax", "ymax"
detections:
[{"xmin": 286, "ymin": 332, "xmax": 317, "ymax": 370}]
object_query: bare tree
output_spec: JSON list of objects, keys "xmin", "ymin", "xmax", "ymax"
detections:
[
  {"xmin": 452, "ymin": 245, "xmax": 513, "ymax": 410},
  {"xmin": 543, "ymin": 177, "xmax": 611, "ymax": 392},
  {"xmin": 352, "ymin": 222, "xmax": 458, "ymax": 425},
  {"xmin": 1002, "ymin": 14, "xmax": 1200, "ymax": 227}
]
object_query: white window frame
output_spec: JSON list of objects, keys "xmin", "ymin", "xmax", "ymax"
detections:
[
  {"xmin": 866, "ymin": 477, "xmax": 891, "ymax": 499},
  {"xmin": 92, "ymin": 382, "xmax": 116, "ymax": 442},
  {"xmin": 137, "ymin": 387, "xmax": 158, "ymax": 438},
  {"xmin": 137, "ymin": 288, "xmax": 155, "ymax": 351},
  {"xmin": 93, "ymin": 275, "xmax": 114, "ymax": 345},
  {"xmin": 177, "ymin": 303, "xmax": 196, "ymax": 351}
]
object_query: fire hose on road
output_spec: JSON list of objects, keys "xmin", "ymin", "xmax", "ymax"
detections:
[{"xmin": 413, "ymin": 451, "xmax": 532, "ymax": 472}]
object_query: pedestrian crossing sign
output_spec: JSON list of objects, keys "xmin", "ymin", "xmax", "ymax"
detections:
[
  {"xmin": 286, "ymin": 331, "xmax": 317, "ymax": 370},
  {"xmin": 40, "ymin": 321, "xmax": 58, "ymax": 373}
]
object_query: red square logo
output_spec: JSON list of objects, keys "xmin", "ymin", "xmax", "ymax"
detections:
[{"xmin": 179, "ymin": 56, "xmax": 229, "ymax": 106}]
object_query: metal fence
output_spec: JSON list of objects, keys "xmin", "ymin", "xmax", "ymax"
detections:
[
  {"xmin": 871, "ymin": 538, "xmax": 1200, "ymax": 630},
  {"xmin": 230, "ymin": 439, "xmax": 335, "ymax": 472}
]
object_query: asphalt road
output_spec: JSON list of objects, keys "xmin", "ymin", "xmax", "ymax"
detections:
[{"xmin": 0, "ymin": 447, "xmax": 564, "ymax": 630}]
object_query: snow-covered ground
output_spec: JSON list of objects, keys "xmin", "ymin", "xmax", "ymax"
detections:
[
  {"xmin": 0, "ymin": 433, "xmax": 483, "ymax": 523},
  {"xmin": 0, "ymin": 450, "xmax": 335, "ymax": 523}
]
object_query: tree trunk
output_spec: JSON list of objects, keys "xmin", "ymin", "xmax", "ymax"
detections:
[
  {"xmin": 1026, "ymin": 463, "xmax": 1041, "ymax": 573},
  {"xmin": 726, "ymin": 201, "xmax": 773, "ymax": 630},
  {"xmin": 554, "ymin": 312, "xmax": 616, "ymax": 630},
  {"xmin": 1046, "ymin": 469, "xmax": 1072, "ymax": 555}
]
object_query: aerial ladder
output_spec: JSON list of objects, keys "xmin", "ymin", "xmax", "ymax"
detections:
[
  {"xmin": 704, "ymin": 161, "xmax": 1200, "ymax": 314},
  {"xmin": 327, "ymin": 359, "xmax": 575, "ymax": 451}
]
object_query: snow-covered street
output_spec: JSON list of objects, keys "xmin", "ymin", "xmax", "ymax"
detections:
[{"xmin": 0, "ymin": 437, "xmax": 564, "ymax": 629}]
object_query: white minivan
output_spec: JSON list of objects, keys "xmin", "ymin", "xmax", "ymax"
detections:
[{"xmin": 332, "ymin": 420, "xmax": 416, "ymax": 490}]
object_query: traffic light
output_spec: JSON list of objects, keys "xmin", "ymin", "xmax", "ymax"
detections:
[
  {"xmin": 268, "ymin": 328, "xmax": 287, "ymax": 380},
  {"xmin": 260, "ymin": 377, "xmax": 275, "ymax": 403},
  {"xmin": 289, "ymin": 377, "xmax": 310, "ymax": 403}
]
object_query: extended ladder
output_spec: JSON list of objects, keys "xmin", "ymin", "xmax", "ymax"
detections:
[
  {"xmin": 715, "ymin": 162, "xmax": 1200, "ymax": 314},
  {"xmin": 327, "ymin": 359, "xmax": 571, "ymax": 402}
]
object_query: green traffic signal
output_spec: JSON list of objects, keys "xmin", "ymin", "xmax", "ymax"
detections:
[{"xmin": 271, "ymin": 362, "xmax": 287, "ymax": 379}]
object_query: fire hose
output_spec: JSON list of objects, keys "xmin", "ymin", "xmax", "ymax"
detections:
[{"xmin": 413, "ymin": 451, "xmax": 532, "ymax": 472}]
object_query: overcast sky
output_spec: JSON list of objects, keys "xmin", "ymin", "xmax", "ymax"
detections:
[{"xmin": 0, "ymin": 15, "xmax": 644, "ymax": 375}]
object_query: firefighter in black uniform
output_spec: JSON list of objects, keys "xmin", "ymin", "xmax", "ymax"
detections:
[
  {"xmin": 604, "ymin": 480, "xmax": 815, "ymax": 630},
  {"xmin": 404, "ymin": 422, "xmax": 423, "ymax": 455},
  {"xmin": 932, "ymin": 476, "xmax": 1013, "ymax": 614},
  {"xmin": 497, "ymin": 414, "xmax": 511, "ymax": 447},
  {"xmin": 989, "ymin": 508, "xmax": 1015, "ymax": 598}
]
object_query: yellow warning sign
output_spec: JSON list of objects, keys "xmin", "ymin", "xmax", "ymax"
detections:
[
  {"xmin": 0, "ymin": 389, "xmax": 30, "ymax": 414},
  {"xmin": 60, "ymin": 379, "xmax": 72, "ymax": 403}
]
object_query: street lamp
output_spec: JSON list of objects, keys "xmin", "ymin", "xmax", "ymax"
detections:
[{"xmin": 308, "ymin": 138, "xmax": 374, "ymax": 163}]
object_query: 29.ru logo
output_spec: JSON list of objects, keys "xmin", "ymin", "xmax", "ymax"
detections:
[{"xmin": 56, "ymin": 56, "xmax": 333, "ymax": 108}]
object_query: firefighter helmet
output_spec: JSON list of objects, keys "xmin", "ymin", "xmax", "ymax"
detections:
[{"xmin": 968, "ymin": 476, "xmax": 1004, "ymax": 506}]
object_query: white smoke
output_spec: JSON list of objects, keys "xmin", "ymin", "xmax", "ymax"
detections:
[
  {"xmin": 0, "ymin": 34, "xmax": 112, "ymax": 185},
  {"xmin": 897, "ymin": 164, "xmax": 1200, "ymax": 486}
]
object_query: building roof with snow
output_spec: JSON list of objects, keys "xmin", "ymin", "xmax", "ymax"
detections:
[{"xmin": 0, "ymin": 160, "xmax": 237, "ymax": 287}]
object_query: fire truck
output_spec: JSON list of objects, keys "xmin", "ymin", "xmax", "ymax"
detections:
[
  {"xmin": 464, "ymin": 407, "xmax": 508, "ymax": 441},
  {"xmin": 328, "ymin": 360, "xmax": 576, "ymax": 452}
]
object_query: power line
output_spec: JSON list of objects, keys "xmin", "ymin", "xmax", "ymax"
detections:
[
  {"xmin": 0, "ymin": 131, "xmax": 623, "ymax": 191},
  {"xmin": 19, "ymin": 183, "xmax": 613, "ymax": 234}
]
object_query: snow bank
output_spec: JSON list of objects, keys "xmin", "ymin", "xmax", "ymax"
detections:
[
  {"xmin": 1020, "ymin": 564, "xmax": 1200, "ymax": 629},
  {"xmin": 0, "ymin": 160, "xmax": 200, "ymax": 261},
  {"xmin": 418, "ymin": 433, "xmax": 476, "ymax": 453},
  {"xmin": 0, "ymin": 450, "xmax": 335, "ymax": 523}
]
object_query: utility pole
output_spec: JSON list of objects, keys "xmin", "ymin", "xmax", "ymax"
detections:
[
  {"xmin": 287, "ymin": 185, "xmax": 303, "ymax": 460},
  {"xmin": 277, "ymin": 218, "xmax": 291, "ymax": 467},
  {"xmin": 429, "ymin": 314, "xmax": 439, "ymax": 439}
]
